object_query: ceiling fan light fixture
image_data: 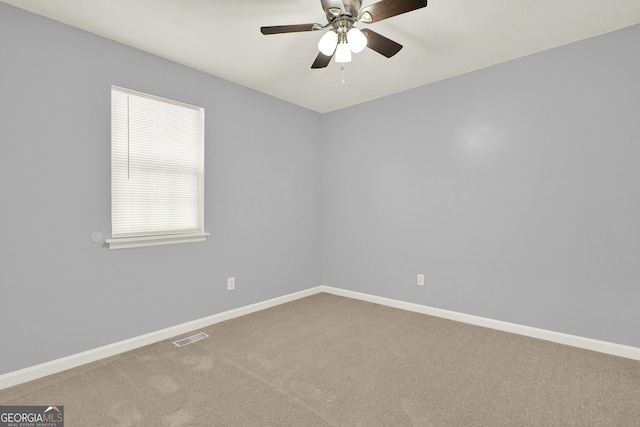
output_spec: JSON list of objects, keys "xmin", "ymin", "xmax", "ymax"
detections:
[
  {"xmin": 347, "ymin": 27, "xmax": 367, "ymax": 53},
  {"xmin": 318, "ymin": 30, "xmax": 338, "ymax": 56},
  {"xmin": 335, "ymin": 41, "xmax": 352, "ymax": 63}
]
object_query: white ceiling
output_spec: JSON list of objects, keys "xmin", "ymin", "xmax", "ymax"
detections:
[{"xmin": 3, "ymin": 0, "xmax": 640, "ymax": 113}]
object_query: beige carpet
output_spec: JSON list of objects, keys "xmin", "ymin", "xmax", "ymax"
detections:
[{"xmin": 1, "ymin": 293, "xmax": 639, "ymax": 426}]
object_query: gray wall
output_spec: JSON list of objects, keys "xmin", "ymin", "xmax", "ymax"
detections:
[
  {"xmin": 321, "ymin": 24, "xmax": 640, "ymax": 347},
  {"xmin": 0, "ymin": 4, "xmax": 322, "ymax": 374}
]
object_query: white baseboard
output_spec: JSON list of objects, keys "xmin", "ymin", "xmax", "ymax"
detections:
[
  {"xmin": 0, "ymin": 287, "xmax": 323, "ymax": 390},
  {"xmin": 319, "ymin": 286, "xmax": 640, "ymax": 362},
  {"xmin": 2, "ymin": 285, "xmax": 639, "ymax": 390}
]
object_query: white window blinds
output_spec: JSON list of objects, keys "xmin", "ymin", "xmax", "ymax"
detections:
[{"xmin": 108, "ymin": 86, "xmax": 207, "ymax": 249}]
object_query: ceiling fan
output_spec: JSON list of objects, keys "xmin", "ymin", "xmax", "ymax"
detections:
[{"xmin": 260, "ymin": 0, "xmax": 428, "ymax": 69}]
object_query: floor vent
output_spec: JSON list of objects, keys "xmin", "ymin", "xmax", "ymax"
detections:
[{"xmin": 173, "ymin": 332, "xmax": 209, "ymax": 348}]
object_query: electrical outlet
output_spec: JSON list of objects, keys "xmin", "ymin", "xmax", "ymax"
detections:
[
  {"xmin": 417, "ymin": 274, "xmax": 424, "ymax": 286},
  {"xmin": 227, "ymin": 277, "xmax": 235, "ymax": 291}
]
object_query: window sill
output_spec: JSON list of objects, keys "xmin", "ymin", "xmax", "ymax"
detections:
[{"xmin": 106, "ymin": 232, "xmax": 209, "ymax": 250}]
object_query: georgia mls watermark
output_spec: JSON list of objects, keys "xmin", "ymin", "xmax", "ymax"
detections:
[{"xmin": 0, "ymin": 406, "xmax": 64, "ymax": 427}]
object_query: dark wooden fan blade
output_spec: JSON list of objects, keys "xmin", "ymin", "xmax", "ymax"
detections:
[
  {"xmin": 361, "ymin": 29, "xmax": 403, "ymax": 58},
  {"xmin": 261, "ymin": 24, "xmax": 318, "ymax": 35},
  {"xmin": 311, "ymin": 51, "xmax": 333, "ymax": 69},
  {"xmin": 360, "ymin": 0, "xmax": 427, "ymax": 23}
]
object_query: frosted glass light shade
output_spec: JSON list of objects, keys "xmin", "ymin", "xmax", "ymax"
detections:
[
  {"xmin": 318, "ymin": 31, "xmax": 338, "ymax": 56},
  {"xmin": 335, "ymin": 42, "xmax": 352, "ymax": 63},
  {"xmin": 347, "ymin": 28, "xmax": 367, "ymax": 53}
]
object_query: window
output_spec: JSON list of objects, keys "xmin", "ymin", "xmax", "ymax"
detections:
[{"xmin": 107, "ymin": 86, "xmax": 207, "ymax": 249}]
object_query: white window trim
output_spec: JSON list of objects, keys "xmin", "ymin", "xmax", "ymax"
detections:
[
  {"xmin": 107, "ymin": 86, "xmax": 207, "ymax": 250},
  {"xmin": 106, "ymin": 232, "xmax": 209, "ymax": 250}
]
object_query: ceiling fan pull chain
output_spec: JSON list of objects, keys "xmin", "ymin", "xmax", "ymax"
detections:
[{"xmin": 341, "ymin": 65, "xmax": 346, "ymax": 85}]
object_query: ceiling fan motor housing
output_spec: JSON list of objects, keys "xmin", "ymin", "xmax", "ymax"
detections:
[{"xmin": 321, "ymin": 0, "xmax": 362, "ymax": 21}]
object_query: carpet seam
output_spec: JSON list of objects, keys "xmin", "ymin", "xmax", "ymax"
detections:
[{"xmin": 214, "ymin": 354, "xmax": 337, "ymax": 427}]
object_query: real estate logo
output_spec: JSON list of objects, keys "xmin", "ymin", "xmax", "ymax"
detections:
[{"xmin": 0, "ymin": 406, "xmax": 64, "ymax": 427}]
